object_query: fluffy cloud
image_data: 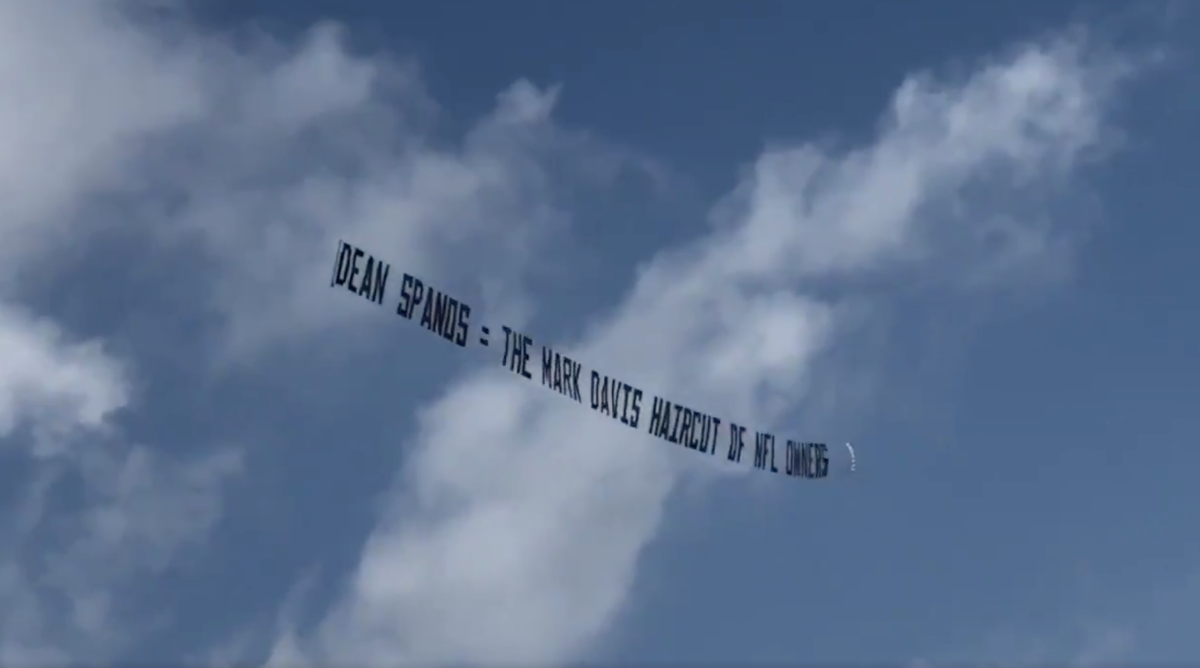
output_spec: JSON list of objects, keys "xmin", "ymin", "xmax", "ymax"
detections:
[
  {"xmin": 0, "ymin": 0, "xmax": 1145, "ymax": 665},
  {"xmin": 0, "ymin": 305, "xmax": 126, "ymax": 454},
  {"xmin": 1, "ymin": 1, "xmax": 647, "ymax": 355},
  {"xmin": 0, "ymin": 0, "xmax": 651, "ymax": 661},
  {"xmin": 0, "ymin": 302, "xmax": 243, "ymax": 661},
  {"xmin": 292, "ymin": 32, "xmax": 1138, "ymax": 668}
]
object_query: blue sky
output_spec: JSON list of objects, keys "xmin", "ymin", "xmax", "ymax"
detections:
[{"xmin": 1, "ymin": 0, "xmax": 1198, "ymax": 664}]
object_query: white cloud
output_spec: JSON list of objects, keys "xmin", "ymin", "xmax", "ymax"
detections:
[
  {"xmin": 0, "ymin": 0, "xmax": 649, "ymax": 358},
  {"xmin": 293, "ymin": 33, "xmax": 1137, "ymax": 667},
  {"xmin": 0, "ymin": 0, "xmax": 207, "ymax": 275},
  {"xmin": 0, "ymin": 1, "xmax": 247, "ymax": 657},
  {"xmin": 0, "ymin": 304, "xmax": 126, "ymax": 456},
  {"xmin": 0, "ymin": 0, "xmax": 1148, "ymax": 664},
  {"xmin": 0, "ymin": 0, "xmax": 656, "ymax": 661},
  {"xmin": 0, "ymin": 303, "xmax": 243, "ymax": 661},
  {"xmin": 131, "ymin": 33, "xmax": 646, "ymax": 360}
]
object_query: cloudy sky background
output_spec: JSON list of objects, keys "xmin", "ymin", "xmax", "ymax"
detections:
[{"xmin": 1, "ymin": 0, "xmax": 1199, "ymax": 664}]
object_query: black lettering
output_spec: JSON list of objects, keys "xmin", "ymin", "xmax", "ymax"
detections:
[
  {"xmin": 568, "ymin": 359, "xmax": 582, "ymax": 402},
  {"xmin": 598, "ymin": 376, "xmax": 611, "ymax": 415},
  {"xmin": 454, "ymin": 303, "xmax": 471, "ymax": 347},
  {"xmin": 666, "ymin": 402, "xmax": 681, "ymax": 444},
  {"xmin": 431, "ymin": 291, "xmax": 445, "ymax": 330},
  {"xmin": 724, "ymin": 424, "xmax": 744, "ymax": 460},
  {"xmin": 768, "ymin": 433, "xmax": 778, "ymax": 473},
  {"xmin": 441, "ymin": 297, "xmax": 460, "ymax": 341},
  {"xmin": 629, "ymin": 388, "xmax": 643, "ymax": 429},
  {"xmin": 680, "ymin": 410, "xmax": 695, "ymax": 450},
  {"xmin": 499, "ymin": 332, "xmax": 534, "ymax": 378},
  {"xmin": 688, "ymin": 413, "xmax": 701, "ymax": 451},
  {"xmin": 357, "ymin": 256, "xmax": 375, "ymax": 300},
  {"xmin": 619, "ymin": 383, "xmax": 632, "ymax": 425},
  {"xmin": 786, "ymin": 440, "xmax": 797, "ymax": 476},
  {"xmin": 538, "ymin": 349, "xmax": 583, "ymax": 403},
  {"xmin": 427, "ymin": 293, "xmax": 449, "ymax": 337},
  {"xmin": 395, "ymin": 274, "xmax": 413, "ymax": 317},
  {"xmin": 520, "ymin": 335, "xmax": 532, "ymax": 379},
  {"xmin": 347, "ymin": 247, "xmax": 364, "ymax": 293},
  {"xmin": 410, "ymin": 278, "xmax": 425, "ymax": 318},
  {"xmin": 590, "ymin": 371, "xmax": 600, "ymax": 410},
  {"xmin": 501, "ymin": 326, "xmax": 514, "ymax": 368},
  {"xmin": 753, "ymin": 432, "xmax": 770, "ymax": 470},
  {"xmin": 655, "ymin": 400, "xmax": 668, "ymax": 438},
  {"xmin": 418, "ymin": 289, "xmax": 435, "ymax": 329},
  {"xmin": 332, "ymin": 241, "xmax": 351, "ymax": 287},
  {"xmin": 801, "ymin": 442, "xmax": 811, "ymax": 478},
  {"xmin": 542, "ymin": 347, "xmax": 554, "ymax": 389},
  {"xmin": 396, "ymin": 275, "xmax": 470, "ymax": 345},
  {"xmin": 818, "ymin": 444, "xmax": 829, "ymax": 478},
  {"xmin": 708, "ymin": 417, "xmax": 721, "ymax": 455},
  {"xmin": 600, "ymin": 377, "xmax": 611, "ymax": 416},
  {"xmin": 371, "ymin": 260, "xmax": 389, "ymax": 304},
  {"xmin": 444, "ymin": 298, "xmax": 459, "ymax": 340},
  {"xmin": 648, "ymin": 397, "xmax": 667, "ymax": 438}
]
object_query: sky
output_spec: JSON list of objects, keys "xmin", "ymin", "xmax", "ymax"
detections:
[{"xmin": 1, "ymin": 0, "xmax": 1199, "ymax": 665}]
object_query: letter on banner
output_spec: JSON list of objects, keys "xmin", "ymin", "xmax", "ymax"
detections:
[
  {"xmin": 501, "ymin": 326, "xmax": 533, "ymax": 379},
  {"xmin": 331, "ymin": 241, "xmax": 389, "ymax": 305}
]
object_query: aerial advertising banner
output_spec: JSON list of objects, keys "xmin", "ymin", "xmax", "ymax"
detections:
[{"xmin": 330, "ymin": 240, "xmax": 856, "ymax": 481}]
